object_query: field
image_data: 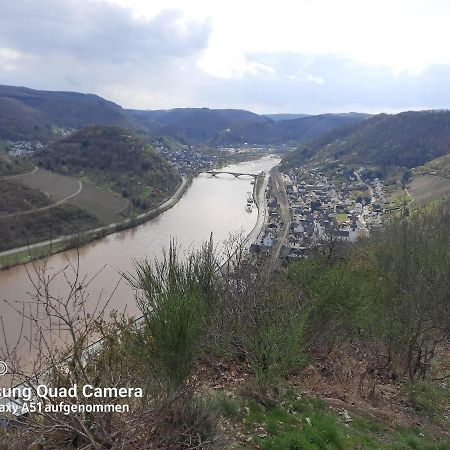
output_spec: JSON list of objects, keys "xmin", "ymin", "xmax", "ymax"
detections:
[
  {"xmin": 18, "ymin": 167, "xmax": 80, "ymax": 201},
  {"xmin": 67, "ymin": 181, "xmax": 130, "ymax": 223},
  {"xmin": 408, "ymin": 174, "xmax": 450, "ymax": 207},
  {"xmin": 17, "ymin": 167, "xmax": 130, "ymax": 223},
  {"xmin": 0, "ymin": 167, "xmax": 133, "ymax": 253},
  {"xmin": 421, "ymin": 153, "xmax": 450, "ymax": 177}
]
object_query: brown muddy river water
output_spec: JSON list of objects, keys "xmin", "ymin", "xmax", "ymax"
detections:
[{"xmin": 0, "ymin": 156, "xmax": 280, "ymax": 378}]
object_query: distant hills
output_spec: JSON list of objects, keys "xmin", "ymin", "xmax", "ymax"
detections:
[
  {"xmin": 283, "ymin": 110, "xmax": 450, "ymax": 171},
  {"xmin": 128, "ymin": 108, "xmax": 369, "ymax": 145},
  {"xmin": 127, "ymin": 107, "xmax": 269, "ymax": 143},
  {"xmin": 264, "ymin": 114, "xmax": 311, "ymax": 121},
  {"xmin": 211, "ymin": 112, "xmax": 370, "ymax": 146},
  {"xmin": 3, "ymin": 84, "xmax": 450, "ymax": 175},
  {"xmin": 0, "ymin": 85, "xmax": 133, "ymax": 141},
  {"xmin": 0, "ymin": 85, "xmax": 369, "ymax": 145}
]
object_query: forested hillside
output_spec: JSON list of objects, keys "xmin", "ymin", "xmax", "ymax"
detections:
[
  {"xmin": 35, "ymin": 125, "xmax": 181, "ymax": 211},
  {"xmin": 128, "ymin": 107, "xmax": 269, "ymax": 143},
  {"xmin": 130, "ymin": 108, "xmax": 369, "ymax": 145},
  {"xmin": 213, "ymin": 112, "xmax": 369, "ymax": 145},
  {"xmin": 0, "ymin": 85, "xmax": 369, "ymax": 146},
  {"xmin": 0, "ymin": 153, "xmax": 33, "ymax": 176},
  {"xmin": 0, "ymin": 85, "xmax": 134, "ymax": 141},
  {"xmin": 283, "ymin": 110, "xmax": 450, "ymax": 171}
]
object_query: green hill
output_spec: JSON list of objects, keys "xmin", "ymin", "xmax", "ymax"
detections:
[
  {"xmin": 0, "ymin": 153, "xmax": 34, "ymax": 176},
  {"xmin": 0, "ymin": 85, "xmax": 134, "ymax": 141},
  {"xmin": 35, "ymin": 125, "xmax": 181, "ymax": 211},
  {"xmin": 128, "ymin": 107, "xmax": 270, "ymax": 143},
  {"xmin": 129, "ymin": 108, "xmax": 369, "ymax": 145},
  {"xmin": 283, "ymin": 110, "xmax": 450, "ymax": 171},
  {"xmin": 0, "ymin": 84, "xmax": 370, "ymax": 146},
  {"xmin": 419, "ymin": 153, "xmax": 450, "ymax": 177},
  {"xmin": 213, "ymin": 112, "xmax": 370, "ymax": 145}
]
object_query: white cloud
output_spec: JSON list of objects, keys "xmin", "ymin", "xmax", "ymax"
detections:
[
  {"xmin": 197, "ymin": 49, "xmax": 275, "ymax": 78},
  {"xmin": 0, "ymin": 47, "xmax": 36, "ymax": 71},
  {"xmin": 1, "ymin": 0, "xmax": 450, "ymax": 112},
  {"xmin": 287, "ymin": 70, "xmax": 324, "ymax": 85},
  {"xmin": 103, "ymin": 0, "xmax": 450, "ymax": 75}
]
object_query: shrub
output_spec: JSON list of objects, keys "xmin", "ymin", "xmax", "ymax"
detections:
[
  {"xmin": 402, "ymin": 381, "xmax": 449, "ymax": 419},
  {"xmin": 208, "ymin": 391, "xmax": 243, "ymax": 419},
  {"xmin": 127, "ymin": 239, "xmax": 219, "ymax": 389},
  {"xmin": 220, "ymin": 268, "xmax": 307, "ymax": 391}
]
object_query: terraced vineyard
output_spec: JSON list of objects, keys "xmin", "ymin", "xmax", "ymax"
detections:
[
  {"xmin": 14, "ymin": 167, "xmax": 130, "ymax": 223},
  {"xmin": 0, "ymin": 166, "xmax": 133, "ymax": 253},
  {"xmin": 408, "ymin": 174, "xmax": 450, "ymax": 207},
  {"xmin": 67, "ymin": 180, "xmax": 130, "ymax": 223}
]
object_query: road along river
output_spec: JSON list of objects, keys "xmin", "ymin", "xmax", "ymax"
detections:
[{"xmin": 0, "ymin": 155, "xmax": 280, "ymax": 370}]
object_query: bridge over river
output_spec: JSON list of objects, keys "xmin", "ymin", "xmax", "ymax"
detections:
[{"xmin": 203, "ymin": 170, "xmax": 258, "ymax": 178}]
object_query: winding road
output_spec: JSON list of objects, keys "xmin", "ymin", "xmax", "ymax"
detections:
[
  {"xmin": 243, "ymin": 172, "xmax": 270, "ymax": 248},
  {"xmin": 0, "ymin": 166, "xmax": 39, "ymax": 180},
  {"xmin": 0, "ymin": 177, "xmax": 187, "ymax": 259},
  {"xmin": 267, "ymin": 167, "xmax": 291, "ymax": 267},
  {"xmin": 0, "ymin": 168, "xmax": 83, "ymax": 219}
]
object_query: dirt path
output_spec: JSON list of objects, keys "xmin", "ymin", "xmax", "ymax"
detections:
[
  {"xmin": 0, "ymin": 166, "xmax": 39, "ymax": 180},
  {"xmin": 0, "ymin": 179, "xmax": 83, "ymax": 219},
  {"xmin": 0, "ymin": 177, "xmax": 187, "ymax": 260}
]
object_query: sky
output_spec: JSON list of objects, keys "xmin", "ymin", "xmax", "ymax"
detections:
[{"xmin": 1, "ymin": 0, "xmax": 450, "ymax": 114}]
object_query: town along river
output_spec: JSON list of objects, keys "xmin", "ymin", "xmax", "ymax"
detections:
[{"xmin": 0, "ymin": 155, "xmax": 280, "ymax": 374}]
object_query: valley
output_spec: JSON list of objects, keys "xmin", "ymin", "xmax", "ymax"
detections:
[
  {"xmin": 2, "ymin": 1, "xmax": 450, "ymax": 447},
  {"xmin": 0, "ymin": 84, "xmax": 449, "ymax": 450}
]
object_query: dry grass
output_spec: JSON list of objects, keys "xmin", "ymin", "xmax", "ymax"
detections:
[
  {"xmin": 18, "ymin": 167, "xmax": 80, "ymax": 201},
  {"xmin": 67, "ymin": 180, "xmax": 130, "ymax": 223},
  {"xmin": 18, "ymin": 168, "xmax": 130, "ymax": 223},
  {"xmin": 408, "ymin": 174, "xmax": 450, "ymax": 207}
]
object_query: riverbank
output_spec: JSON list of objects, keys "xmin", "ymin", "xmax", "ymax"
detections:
[
  {"xmin": 242, "ymin": 171, "xmax": 270, "ymax": 249},
  {"xmin": 0, "ymin": 156, "xmax": 280, "ymax": 386},
  {"xmin": 0, "ymin": 176, "xmax": 191, "ymax": 270},
  {"xmin": 213, "ymin": 151, "xmax": 268, "ymax": 170}
]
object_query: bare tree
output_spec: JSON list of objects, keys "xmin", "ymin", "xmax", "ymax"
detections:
[{"xmin": 0, "ymin": 252, "xmax": 152, "ymax": 449}]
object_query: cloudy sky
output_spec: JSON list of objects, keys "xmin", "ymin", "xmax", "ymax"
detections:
[{"xmin": 1, "ymin": 0, "xmax": 450, "ymax": 113}]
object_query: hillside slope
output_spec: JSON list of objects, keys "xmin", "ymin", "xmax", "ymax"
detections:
[
  {"xmin": 35, "ymin": 125, "xmax": 181, "ymax": 211},
  {"xmin": 419, "ymin": 153, "xmax": 450, "ymax": 177},
  {"xmin": 129, "ymin": 108, "xmax": 369, "ymax": 145},
  {"xmin": 128, "ymin": 107, "xmax": 270, "ymax": 143},
  {"xmin": 0, "ymin": 153, "xmax": 34, "ymax": 176},
  {"xmin": 283, "ymin": 110, "xmax": 450, "ymax": 170},
  {"xmin": 0, "ymin": 85, "xmax": 134, "ymax": 141},
  {"xmin": 0, "ymin": 84, "xmax": 370, "ymax": 146},
  {"xmin": 214, "ymin": 113, "xmax": 370, "ymax": 145},
  {"xmin": 264, "ymin": 113, "xmax": 311, "ymax": 121}
]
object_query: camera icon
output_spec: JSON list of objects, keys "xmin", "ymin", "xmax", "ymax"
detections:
[{"xmin": 0, "ymin": 361, "xmax": 8, "ymax": 375}]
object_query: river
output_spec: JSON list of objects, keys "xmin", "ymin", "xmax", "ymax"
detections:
[{"xmin": 0, "ymin": 155, "xmax": 280, "ymax": 365}]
